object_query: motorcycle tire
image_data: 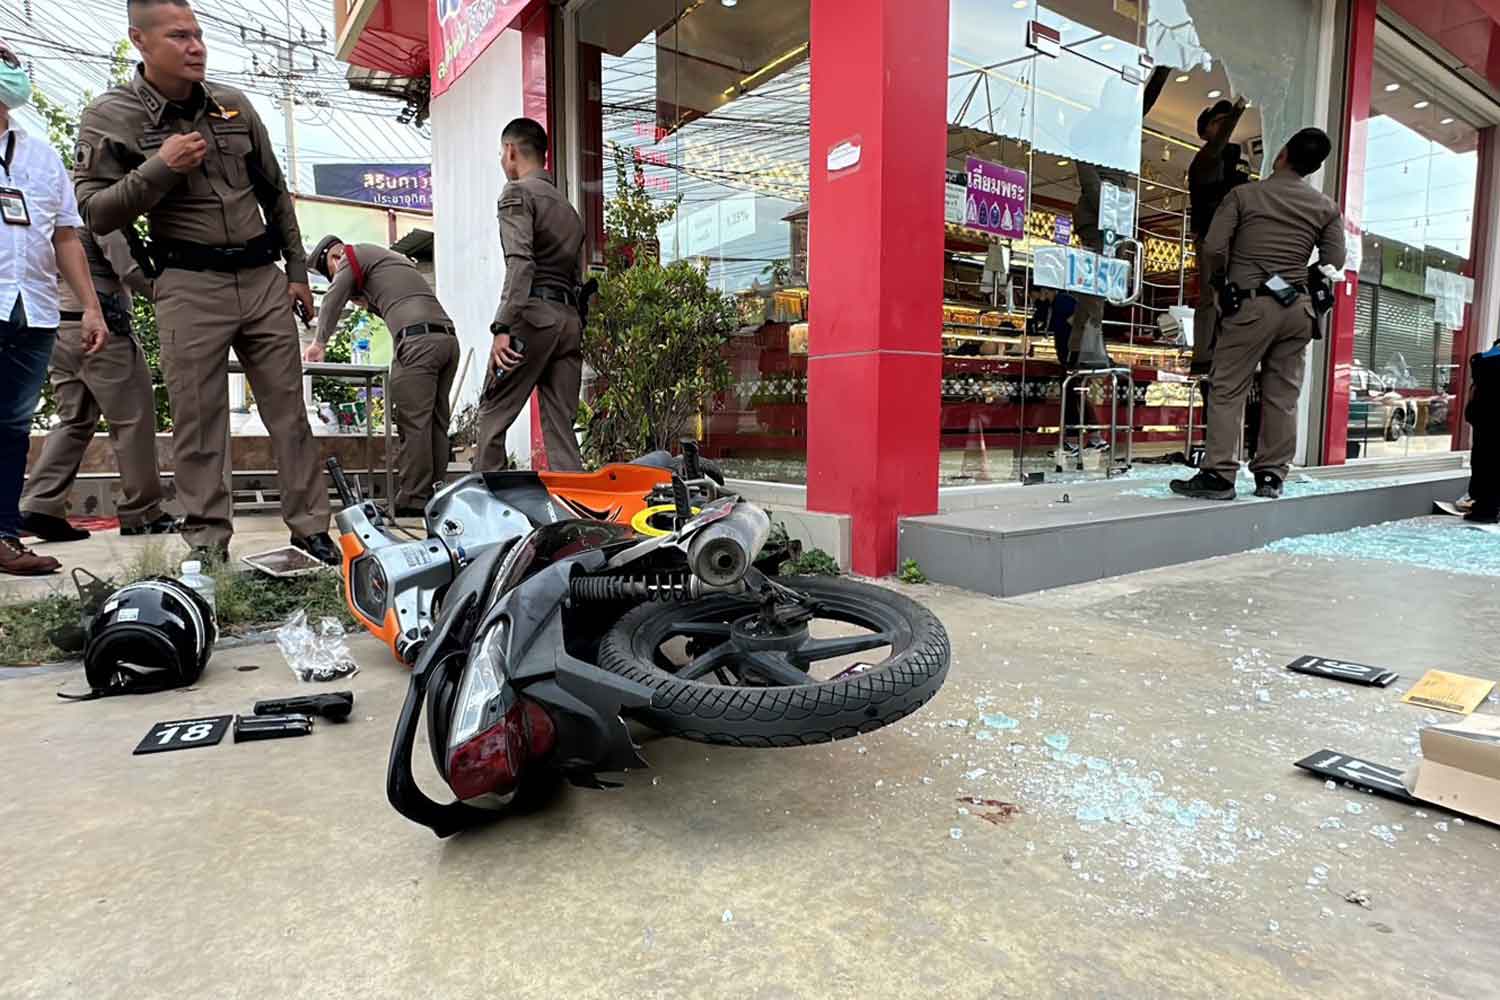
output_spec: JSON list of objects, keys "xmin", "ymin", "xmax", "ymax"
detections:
[{"xmin": 596, "ymin": 576, "xmax": 950, "ymax": 747}]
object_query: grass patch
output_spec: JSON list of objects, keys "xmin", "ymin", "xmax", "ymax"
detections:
[
  {"xmin": 781, "ymin": 546, "xmax": 840, "ymax": 577},
  {"xmin": 897, "ymin": 559, "xmax": 928, "ymax": 584},
  {"xmin": 0, "ymin": 543, "xmax": 352, "ymax": 666}
]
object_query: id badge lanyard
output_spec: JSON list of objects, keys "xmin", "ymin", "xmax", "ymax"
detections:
[{"xmin": 0, "ymin": 131, "xmax": 31, "ymax": 227}]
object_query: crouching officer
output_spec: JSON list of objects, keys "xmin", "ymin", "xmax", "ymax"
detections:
[
  {"xmin": 306, "ymin": 235, "xmax": 459, "ymax": 516},
  {"xmin": 73, "ymin": 0, "xmax": 336, "ymax": 565},
  {"xmin": 20, "ymin": 227, "xmax": 177, "ymax": 541},
  {"xmin": 1172, "ymin": 128, "xmax": 1344, "ymax": 501},
  {"xmin": 477, "ymin": 117, "xmax": 587, "ymax": 472}
]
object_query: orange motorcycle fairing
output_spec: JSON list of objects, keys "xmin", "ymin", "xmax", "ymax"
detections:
[{"xmin": 540, "ymin": 464, "xmax": 674, "ymax": 524}]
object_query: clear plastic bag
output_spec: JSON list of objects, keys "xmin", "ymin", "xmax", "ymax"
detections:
[{"xmin": 275, "ymin": 609, "xmax": 360, "ymax": 682}]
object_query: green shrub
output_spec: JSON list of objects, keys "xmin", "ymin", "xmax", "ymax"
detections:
[{"xmin": 898, "ymin": 559, "xmax": 928, "ymax": 584}]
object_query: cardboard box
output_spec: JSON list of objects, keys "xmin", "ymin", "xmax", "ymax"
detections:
[{"xmin": 1405, "ymin": 714, "xmax": 1500, "ymax": 825}]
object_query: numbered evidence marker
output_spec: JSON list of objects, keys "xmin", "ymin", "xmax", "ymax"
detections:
[
  {"xmin": 1286, "ymin": 655, "xmax": 1398, "ymax": 688},
  {"xmin": 1294, "ymin": 749, "xmax": 1426, "ymax": 807},
  {"xmin": 133, "ymin": 715, "xmax": 233, "ymax": 755}
]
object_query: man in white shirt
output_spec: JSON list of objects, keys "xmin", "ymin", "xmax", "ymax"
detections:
[{"xmin": 0, "ymin": 37, "xmax": 109, "ymax": 576}]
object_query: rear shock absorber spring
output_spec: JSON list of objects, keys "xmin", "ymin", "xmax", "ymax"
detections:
[{"xmin": 571, "ymin": 573, "xmax": 704, "ymax": 602}]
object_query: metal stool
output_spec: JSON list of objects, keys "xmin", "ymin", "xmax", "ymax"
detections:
[{"xmin": 1055, "ymin": 366, "xmax": 1134, "ymax": 476}]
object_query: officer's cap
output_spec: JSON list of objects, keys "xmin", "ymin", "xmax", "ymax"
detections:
[{"xmin": 311, "ymin": 235, "xmax": 344, "ymax": 279}]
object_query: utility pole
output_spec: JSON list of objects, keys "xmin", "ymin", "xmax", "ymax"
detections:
[
  {"xmin": 241, "ymin": 8, "xmax": 326, "ymax": 192},
  {"xmin": 242, "ymin": 11, "xmax": 329, "ymax": 429}
]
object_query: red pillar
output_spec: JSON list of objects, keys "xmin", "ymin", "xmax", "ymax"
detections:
[
  {"xmin": 806, "ymin": 0, "xmax": 947, "ymax": 576},
  {"xmin": 1454, "ymin": 128, "xmax": 1496, "ymax": 451},
  {"xmin": 1321, "ymin": 0, "xmax": 1378, "ymax": 465},
  {"xmin": 521, "ymin": 3, "xmax": 551, "ymax": 469}
]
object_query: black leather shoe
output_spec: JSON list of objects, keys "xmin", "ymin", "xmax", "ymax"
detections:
[
  {"xmin": 188, "ymin": 543, "xmax": 231, "ymax": 566},
  {"xmin": 19, "ymin": 511, "xmax": 89, "ymax": 542},
  {"xmin": 1170, "ymin": 470, "xmax": 1237, "ymax": 500},
  {"xmin": 292, "ymin": 531, "xmax": 342, "ymax": 566},
  {"xmin": 121, "ymin": 513, "xmax": 181, "ymax": 536},
  {"xmin": 1253, "ymin": 472, "xmax": 1283, "ymax": 499}
]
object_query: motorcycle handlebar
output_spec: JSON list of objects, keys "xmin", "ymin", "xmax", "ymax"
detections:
[{"xmin": 326, "ymin": 457, "xmax": 360, "ymax": 507}]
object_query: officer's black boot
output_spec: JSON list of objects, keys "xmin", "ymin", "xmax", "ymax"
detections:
[
  {"xmin": 293, "ymin": 532, "xmax": 342, "ymax": 566},
  {"xmin": 19, "ymin": 511, "xmax": 89, "ymax": 543}
]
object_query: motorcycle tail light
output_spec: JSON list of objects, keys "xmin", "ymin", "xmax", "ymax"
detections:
[
  {"xmin": 446, "ymin": 621, "xmax": 557, "ymax": 800},
  {"xmin": 447, "ymin": 700, "xmax": 557, "ymax": 801}
]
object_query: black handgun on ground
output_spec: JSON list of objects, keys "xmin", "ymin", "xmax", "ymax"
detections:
[{"xmin": 253, "ymin": 691, "xmax": 355, "ymax": 722}]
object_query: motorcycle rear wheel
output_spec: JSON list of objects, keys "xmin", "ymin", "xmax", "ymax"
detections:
[{"xmin": 596, "ymin": 576, "xmax": 950, "ymax": 746}]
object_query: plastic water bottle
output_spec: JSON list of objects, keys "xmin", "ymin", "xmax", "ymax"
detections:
[
  {"xmin": 352, "ymin": 338, "xmax": 372, "ymax": 366},
  {"xmin": 179, "ymin": 560, "xmax": 216, "ymax": 614}
]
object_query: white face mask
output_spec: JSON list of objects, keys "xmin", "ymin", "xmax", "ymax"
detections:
[{"xmin": 0, "ymin": 61, "xmax": 32, "ymax": 110}]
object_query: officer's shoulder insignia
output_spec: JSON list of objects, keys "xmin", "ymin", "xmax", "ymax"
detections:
[{"xmin": 74, "ymin": 141, "xmax": 93, "ymax": 171}]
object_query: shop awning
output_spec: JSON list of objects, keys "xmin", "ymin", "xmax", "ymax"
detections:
[{"xmin": 334, "ymin": 0, "xmax": 428, "ymax": 78}]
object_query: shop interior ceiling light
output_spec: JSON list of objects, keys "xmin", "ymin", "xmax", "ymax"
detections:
[
  {"xmin": 1207, "ymin": 89, "xmax": 1222, "ymax": 98},
  {"xmin": 1414, "ymin": 100, "xmax": 1429, "ymax": 109},
  {"xmin": 1385, "ymin": 82, "xmax": 1400, "ymax": 92},
  {"xmin": 1441, "ymin": 116, "xmax": 1455, "ymax": 124}
]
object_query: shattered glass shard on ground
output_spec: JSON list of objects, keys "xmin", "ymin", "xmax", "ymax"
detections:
[{"xmin": 1264, "ymin": 518, "xmax": 1500, "ymax": 578}]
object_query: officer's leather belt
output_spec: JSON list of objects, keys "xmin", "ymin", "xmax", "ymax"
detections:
[
  {"xmin": 394, "ymin": 321, "xmax": 455, "ymax": 340},
  {"xmin": 156, "ymin": 233, "xmax": 279, "ymax": 274},
  {"xmin": 531, "ymin": 285, "xmax": 577, "ymax": 307}
]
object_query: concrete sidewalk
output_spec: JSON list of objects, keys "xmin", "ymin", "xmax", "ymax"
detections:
[
  {"xmin": 1, "ymin": 545, "xmax": 1497, "ymax": 998},
  {"xmin": 0, "ymin": 515, "xmax": 309, "ymax": 603}
]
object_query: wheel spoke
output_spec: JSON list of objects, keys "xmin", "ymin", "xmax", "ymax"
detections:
[
  {"xmin": 676, "ymin": 643, "xmax": 733, "ymax": 681},
  {"xmin": 791, "ymin": 632, "xmax": 893, "ymax": 665},
  {"xmin": 743, "ymin": 652, "xmax": 817, "ymax": 686}
]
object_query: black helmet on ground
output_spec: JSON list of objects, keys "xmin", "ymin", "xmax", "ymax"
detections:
[{"xmin": 62, "ymin": 578, "xmax": 217, "ymax": 701}]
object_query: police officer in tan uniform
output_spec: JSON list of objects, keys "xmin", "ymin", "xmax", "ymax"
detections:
[
  {"xmin": 306, "ymin": 236, "xmax": 459, "ymax": 516},
  {"xmin": 1172, "ymin": 128, "xmax": 1344, "ymax": 502},
  {"xmin": 73, "ymin": 0, "xmax": 336, "ymax": 564},
  {"xmin": 20, "ymin": 227, "xmax": 177, "ymax": 541},
  {"xmin": 478, "ymin": 117, "xmax": 586, "ymax": 472}
]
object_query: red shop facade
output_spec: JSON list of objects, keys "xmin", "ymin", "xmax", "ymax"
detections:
[{"xmin": 336, "ymin": 0, "xmax": 1500, "ymax": 574}]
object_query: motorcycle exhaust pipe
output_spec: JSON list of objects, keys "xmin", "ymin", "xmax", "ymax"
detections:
[{"xmin": 688, "ymin": 503, "xmax": 770, "ymax": 588}]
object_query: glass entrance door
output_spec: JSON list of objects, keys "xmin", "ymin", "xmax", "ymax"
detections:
[
  {"xmin": 1349, "ymin": 36, "xmax": 1485, "ymax": 461},
  {"xmin": 942, "ymin": 0, "xmax": 1324, "ymax": 486}
]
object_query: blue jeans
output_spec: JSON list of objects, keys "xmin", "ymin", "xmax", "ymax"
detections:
[{"xmin": 0, "ymin": 321, "xmax": 57, "ymax": 538}]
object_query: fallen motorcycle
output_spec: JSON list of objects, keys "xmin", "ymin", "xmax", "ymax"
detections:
[{"xmin": 329, "ymin": 459, "xmax": 950, "ymax": 837}]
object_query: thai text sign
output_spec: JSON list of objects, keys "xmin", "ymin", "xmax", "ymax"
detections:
[
  {"xmin": 964, "ymin": 157, "xmax": 1026, "ymax": 241},
  {"xmin": 313, "ymin": 163, "xmax": 432, "ymax": 211},
  {"xmin": 430, "ymin": 0, "xmax": 533, "ymax": 97}
]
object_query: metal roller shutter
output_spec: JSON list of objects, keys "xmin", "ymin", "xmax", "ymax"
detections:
[
  {"xmin": 1354, "ymin": 284, "xmax": 1375, "ymax": 367},
  {"xmin": 1371, "ymin": 287, "xmax": 1438, "ymax": 390}
]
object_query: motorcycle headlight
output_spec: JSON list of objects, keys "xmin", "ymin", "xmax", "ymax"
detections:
[
  {"xmin": 450, "ymin": 618, "xmax": 510, "ymax": 748},
  {"xmin": 349, "ymin": 555, "xmax": 388, "ymax": 623}
]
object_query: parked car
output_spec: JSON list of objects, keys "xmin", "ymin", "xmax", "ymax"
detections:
[{"xmin": 1346, "ymin": 361, "xmax": 1416, "ymax": 456}]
